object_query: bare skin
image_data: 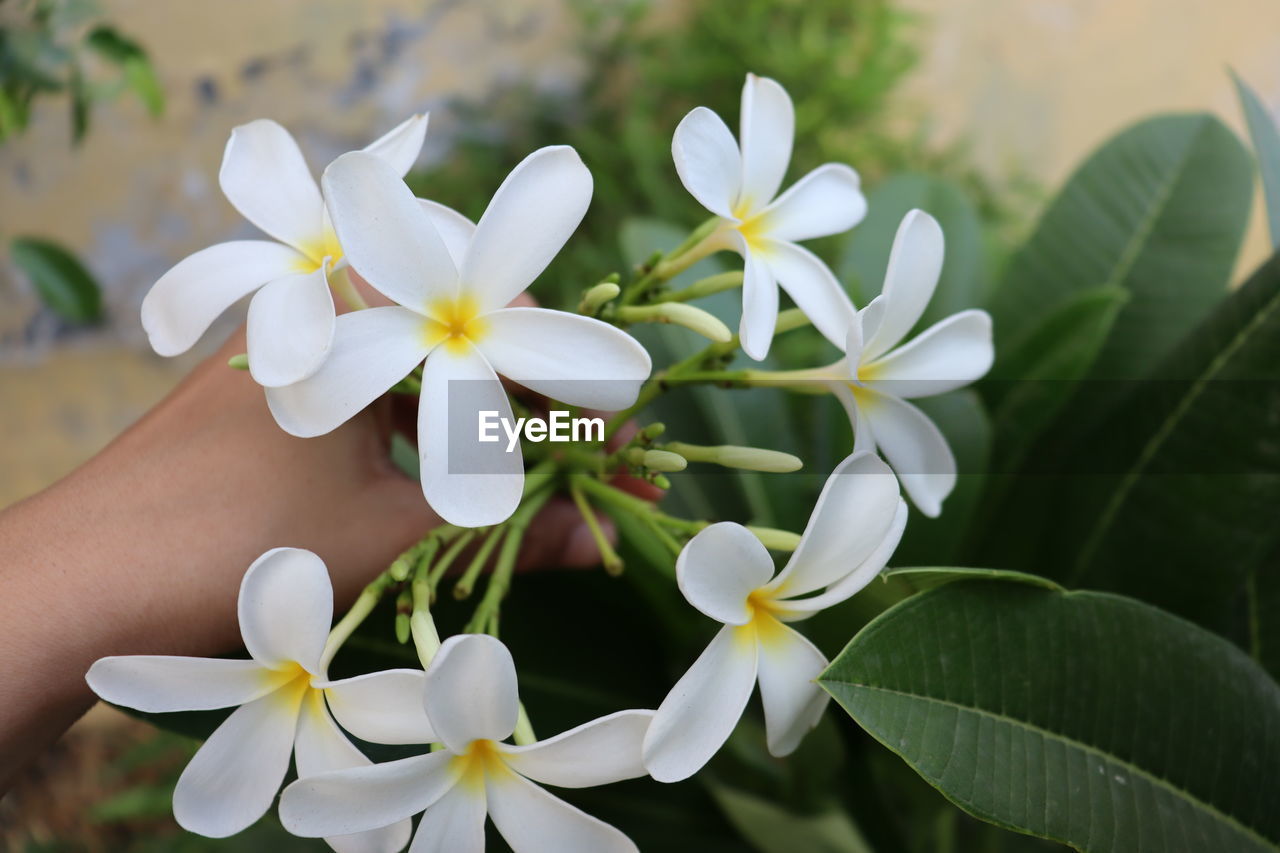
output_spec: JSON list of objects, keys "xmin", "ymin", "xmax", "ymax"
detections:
[{"xmin": 0, "ymin": 308, "xmax": 650, "ymax": 790}]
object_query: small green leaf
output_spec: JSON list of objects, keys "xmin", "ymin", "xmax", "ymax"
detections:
[
  {"xmin": 10, "ymin": 236, "xmax": 103, "ymax": 323},
  {"xmin": 821, "ymin": 580, "xmax": 1280, "ymax": 853},
  {"xmin": 1233, "ymin": 69, "xmax": 1280, "ymax": 248},
  {"xmin": 124, "ymin": 55, "xmax": 164, "ymax": 117},
  {"xmin": 706, "ymin": 783, "xmax": 874, "ymax": 853}
]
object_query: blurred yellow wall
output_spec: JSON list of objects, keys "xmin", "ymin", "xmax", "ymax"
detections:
[{"xmin": 3, "ymin": 0, "xmax": 1280, "ymax": 508}]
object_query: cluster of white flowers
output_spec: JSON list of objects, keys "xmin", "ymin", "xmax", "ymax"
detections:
[{"xmin": 99, "ymin": 72, "xmax": 995, "ymax": 849}]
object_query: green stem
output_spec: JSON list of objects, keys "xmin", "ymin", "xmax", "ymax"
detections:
[
  {"xmin": 321, "ymin": 574, "xmax": 392, "ymax": 669},
  {"xmin": 568, "ymin": 478, "xmax": 624, "ymax": 575},
  {"xmin": 454, "ymin": 525, "xmax": 505, "ymax": 600},
  {"xmin": 428, "ymin": 530, "xmax": 477, "ymax": 595},
  {"xmin": 574, "ymin": 476, "xmax": 684, "ymax": 560},
  {"xmin": 664, "ymin": 270, "xmax": 743, "ymax": 303},
  {"xmin": 464, "ymin": 486, "xmax": 554, "ymax": 633}
]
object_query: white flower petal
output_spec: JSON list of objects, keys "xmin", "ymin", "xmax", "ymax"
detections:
[
  {"xmin": 856, "ymin": 388, "xmax": 956, "ymax": 518},
  {"xmin": 408, "ymin": 783, "xmax": 487, "ymax": 853},
  {"xmin": 862, "ymin": 210, "xmax": 944, "ymax": 361},
  {"xmin": 322, "ymin": 151, "xmax": 458, "ymax": 310},
  {"xmin": 245, "ymin": 267, "xmax": 335, "ymax": 388},
  {"xmin": 773, "ymin": 499, "xmax": 908, "ymax": 618},
  {"xmin": 142, "ymin": 241, "xmax": 306, "ymax": 357},
  {"xmin": 423, "ymin": 635, "xmax": 520, "ymax": 754},
  {"xmin": 459, "ymin": 146, "xmax": 593, "ymax": 312},
  {"xmin": 672, "ymin": 106, "xmax": 741, "ymax": 219},
  {"xmin": 475, "ymin": 308, "xmax": 651, "ymax": 411},
  {"xmin": 86, "ymin": 656, "xmax": 273, "ymax": 713},
  {"xmin": 865, "ymin": 309, "xmax": 994, "ymax": 398},
  {"xmin": 830, "ymin": 381, "xmax": 877, "ymax": 456},
  {"xmin": 754, "ymin": 622, "xmax": 829, "ymax": 757},
  {"xmin": 766, "ymin": 452, "xmax": 900, "ymax": 598},
  {"xmin": 760, "ymin": 163, "xmax": 866, "ymax": 242},
  {"xmin": 738, "ymin": 240, "xmax": 779, "ymax": 361},
  {"xmin": 418, "ymin": 344, "xmax": 523, "ymax": 528},
  {"xmin": 737, "ymin": 74, "xmax": 794, "ymax": 213},
  {"xmin": 219, "ymin": 119, "xmax": 324, "ymax": 252},
  {"xmin": 322, "ymin": 669, "xmax": 435, "ymax": 745},
  {"xmin": 238, "ymin": 547, "xmax": 333, "ymax": 673},
  {"xmin": 280, "ymin": 751, "xmax": 459, "ymax": 839},
  {"xmin": 266, "ymin": 306, "xmax": 431, "ymax": 438},
  {"xmin": 172, "ymin": 689, "xmax": 303, "ymax": 838},
  {"xmin": 759, "ymin": 239, "xmax": 856, "ymax": 351},
  {"xmin": 294, "ymin": 693, "xmax": 414, "ymax": 853},
  {"xmin": 675, "ymin": 522, "xmax": 775, "ymax": 625},
  {"xmin": 362, "ymin": 113, "xmax": 429, "ymax": 177},
  {"xmin": 643, "ymin": 624, "xmax": 758, "ymax": 783},
  {"xmin": 487, "ymin": 769, "xmax": 638, "ymax": 853},
  {"xmin": 417, "ymin": 199, "xmax": 476, "ymax": 269},
  {"xmin": 499, "ymin": 710, "xmax": 654, "ymax": 789}
]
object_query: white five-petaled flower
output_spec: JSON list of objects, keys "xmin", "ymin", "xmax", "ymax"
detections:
[
  {"xmin": 265, "ymin": 146, "xmax": 652, "ymax": 528},
  {"xmin": 141, "ymin": 114, "xmax": 429, "ymax": 388},
  {"xmin": 86, "ymin": 548, "xmax": 436, "ymax": 852},
  {"xmin": 643, "ymin": 452, "xmax": 907, "ymax": 783},
  {"xmin": 822, "ymin": 209, "xmax": 994, "ymax": 517},
  {"xmin": 672, "ymin": 73, "xmax": 867, "ymax": 361},
  {"xmin": 280, "ymin": 633, "xmax": 653, "ymax": 853}
]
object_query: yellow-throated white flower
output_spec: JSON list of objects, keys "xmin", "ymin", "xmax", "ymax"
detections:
[
  {"xmin": 280, "ymin": 633, "xmax": 653, "ymax": 853},
  {"xmin": 141, "ymin": 114, "xmax": 428, "ymax": 387},
  {"xmin": 672, "ymin": 73, "xmax": 866, "ymax": 360},
  {"xmin": 265, "ymin": 147, "xmax": 652, "ymax": 528},
  {"xmin": 643, "ymin": 452, "xmax": 906, "ymax": 782},
  {"xmin": 86, "ymin": 548, "xmax": 434, "ymax": 851},
  {"xmin": 824, "ymin": 210, "xmax": 993, "ymax": 517}
]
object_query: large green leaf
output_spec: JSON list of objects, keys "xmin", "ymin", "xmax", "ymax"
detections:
[
  {"xmin": 989, "ymin": 114, "xmax": 1253, "ymax": 379},
  {"xmin": 1052, "ymin": 253, "xmax": 1280, "ymax": 631},
  {"xmin": 11, "ymin": 235, "xmax": 103, "ymax": 323},
  {"xmin": 820, "ymin": 580, "xmax": 1280, "ymax": 853},
  {"xmin": 1233, "ymin": 70, "xmax": 1280, "ymax": 248},
  {"xmin": 838, "ymin": 172, "xmax": 986, "ymax": 325}
]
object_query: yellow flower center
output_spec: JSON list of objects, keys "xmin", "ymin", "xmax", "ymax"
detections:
[
  {"xmin": 264, "ymin": 660, "xmax": 314, "ymax": 709},
  {"xmin": 452, "ymin": 738, "xmax": 508, "ymax": 792},
  {"xmin": 731, "ymin": 201, "xmax": 772, "ymax": 250},
  {"xmin": 422, "ymin": 294, "xmax": 488, "ymax": 353},
  {"xmin": 294, "ymin": 227, "xmax": 345, "ymax": 274},
  {"xmin": 736, "ymin": 589, "xmax": 789, "ymax": 647}
]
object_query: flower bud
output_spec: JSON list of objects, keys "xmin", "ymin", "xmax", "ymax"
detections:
[
  {"xmin": 579, "ymin": 281, "xmax": 622, "ymax": 314},
  {"xmin": 643, "ymin": 449, "xmax": 687, "ymax": 472},
  {"xmin": 747, "ymin": 526, "xmax": 802, "ymax": 551},
  {"xmin": 617, "ymin": 302, "xmax": 732, "ymax": 342},
  {"xmin": 227, "ymin": 353, "xmax": 249, "ymax": 370},
  {"xmin": 662, "ymin": 442, "xmax": 802, "ymax": 473}
]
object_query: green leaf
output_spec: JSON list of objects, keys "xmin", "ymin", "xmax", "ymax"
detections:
[
  {"xmin": 706, "ymin": 783, "xmax": 874, "ymax": 853},
  {"xmin": 838, "ymin": 172, "xmax": 986, "ymax": 326},
  {"xmin": 1233, "ymin": 70, "xmax": 1280, "ymax": 248},
  {"xmin": 10, "ymin": 236, "xmax": 103, "ymax": 323},
  {"xmin": 124, "ymin": 55, "xmax": 164, "ymax": 117},
  {"xmin": 987, "ymin": 286, "xmax": 1127, "ymax": 458},
  {"xmin": 1057, "ymin": 252, "xmax": 1280, "ymax": 631},
  {"xmin": 990, "ymin": 114, "xmax": 1253, "ymax": 379},
  {"xmin": 820, "ymin": 580, "xmax": 1280, "ymax": 853},
  {"xmin": 1248, "ymin": 548, "xmax": 1280, "ymax": 682},
  {"xmin": 881, "ymin": 565, "xmax": 1062, "ymax": 592}
]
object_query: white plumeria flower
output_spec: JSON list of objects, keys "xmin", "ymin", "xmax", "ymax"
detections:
[
  {"xmin": 265, "ymin": 146, "xmax": 652, "ymax": 528},
  {"xmin": 672, "ymin": 73, "xmax": 867, "ymax": 361},
  {"xmin": 141, "ymin": 113, "xmax": 429, "ymax": 388},
  {"xmin": 824, "ymin": 209, "xmax": 994, "ymax": 518},
  {"xmin": 280, "ymin": 633, "xmax": 653, "ymax": 853},
  {"xmin": 86, "ymin": 548, "xmax": 436, "ymax": 851},
  {"xmin": 643, "ymin": 452, "xmax": 907, "ymax": 783}
]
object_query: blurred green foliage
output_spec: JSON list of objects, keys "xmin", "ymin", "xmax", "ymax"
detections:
[
  {"xmin": 0, "ymin": 0, "xmax": 163, "ymax": 145},
  {"xmin": 408, "ymin": 0, "xmax": 1027, "ymax": 307}
]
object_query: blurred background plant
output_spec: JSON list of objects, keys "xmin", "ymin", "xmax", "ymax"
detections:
[{"xmin": 2, "ymin": 0, "xmax": 163, "ymax": 326}]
